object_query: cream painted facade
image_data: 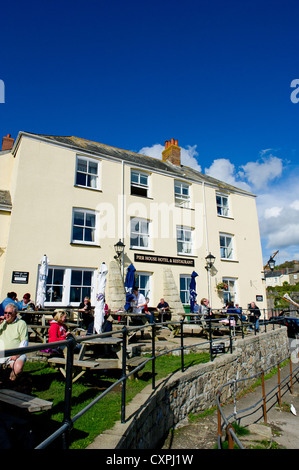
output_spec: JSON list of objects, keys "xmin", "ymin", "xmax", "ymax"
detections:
[{"xmin": 0, "ymin": 132, "xmax": 267, "ymax": 314}]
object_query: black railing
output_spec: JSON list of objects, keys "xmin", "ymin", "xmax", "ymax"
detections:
[
  {"xmin": 216, "ymin": 354, "xmax": 299, "ymax": 449},
  {"xmin": 0, "ymin": 310, "xmax": 294, "ymax": 449}
]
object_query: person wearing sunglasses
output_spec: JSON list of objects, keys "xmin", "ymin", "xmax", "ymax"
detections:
[{"xmin": 0, "ymin": 303, "xmax": 28, "ymax": 381}]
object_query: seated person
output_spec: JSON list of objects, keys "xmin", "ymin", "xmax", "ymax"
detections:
[
  {"xmin": 131, "ymin": 288, "xmax": 155, "ymax": 327},
  {"xmin": 102, "ymin": 302, "xmax": 113, "ymax": 333},
  {"xmin": 48, "ymin": 309, "xmax": 72, "ymax": 356},
  {"xmin": 0, "ymin": 292, "xmax": 19, "ymax": 318},
  {"xmin": 0, "ymin": 303, "xmax": 29, "ymax": 381},
  {"xmin": 78, "ymin": 297, "xmax": 94, "ymax": 331},
  {"xmin": 156, "ymin": 298, "xmax": 170, "ymax": 322},
  {"xmin": 18, "ymin": 293, "xmax": 35, "ymax": 323},
  {"xmin": 143, "ymin": 297, "xmax": 155, "ymax": 324}
]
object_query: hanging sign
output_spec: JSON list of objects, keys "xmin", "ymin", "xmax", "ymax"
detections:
[{"xmin": 134, "ymin": 253, "xmax": 194, "ymax": 266}]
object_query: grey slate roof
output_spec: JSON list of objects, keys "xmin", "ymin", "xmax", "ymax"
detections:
[{"xmin": 20, "ymin": 132, "xmax": 255, "ymax": 197}]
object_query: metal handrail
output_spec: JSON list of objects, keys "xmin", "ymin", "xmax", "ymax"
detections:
[{"xmin": 216, "ymin": 354, "xmax": 299, "ymax": 449}]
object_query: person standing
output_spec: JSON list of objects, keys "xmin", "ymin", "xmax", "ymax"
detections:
[{"xmin": 248, "ymin": 301, "xmax": 261, "ymax": 332}]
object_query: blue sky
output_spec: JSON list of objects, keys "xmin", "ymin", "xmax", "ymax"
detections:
[{"xmin": 1, "ymin": 0, "xmax": 299, "ymax": 266}]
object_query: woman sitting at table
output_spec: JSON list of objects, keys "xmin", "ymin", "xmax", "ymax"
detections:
[{"xmin": 48, "ymin": 310, "xmax": 72, "ymax": 356}]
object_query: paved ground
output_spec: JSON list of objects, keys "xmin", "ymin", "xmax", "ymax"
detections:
[
  {"xmin": 161, "ymin": 352, "xmax": 299, "ymax": 449},
  {"xmin": 124, "ymin": 327, "xmax": 299, "ymax": 450}
]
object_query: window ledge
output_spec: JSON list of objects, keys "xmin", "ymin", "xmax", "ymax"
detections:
[
  {"xmin": 130, "ymin": 193, "xmax": 153, "ymax": 200},
  {"xmin": 130, "ymin": 247, "xmax": 155, "ymax": 252},
  {"xmin": 217, "ymin": 214, "xmax": 234, "ymax": 220},
  {"xmin": 177, "ymin": 253, "xmax": 197, "ymax": 258},
  {"xmin": 70, "ymin": 242, "xmax": 101, "ymax": 248},
  {"xmin": 175, "ymin": 205, "xmax": 194, "ymax": 211},
  {"xmin": 220, "ymin": 258, "xmax": 239, "ymax": 263},
  {"xmin": 74, "ymin": 185, "xmax": 102, "ymax": 193}
]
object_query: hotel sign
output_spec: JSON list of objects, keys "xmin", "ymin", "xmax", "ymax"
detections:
[{"xmin": 134, "ymin": 253, "xmax": 194, "ymax": 267}]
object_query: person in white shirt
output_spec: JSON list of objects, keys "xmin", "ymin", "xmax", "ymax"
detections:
[{"xmin": 131, "ymin": 288, "xmax": 147, "ymax": 314}]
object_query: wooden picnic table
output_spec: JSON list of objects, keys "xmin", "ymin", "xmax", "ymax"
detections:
[
  {"xmin": 47, "ymin": 334, "xmax": 146, "ymax": 382},
  {"xmin": 112, "ymin": 312, "xmax": 155, "ymax": 343},
  {"xmin": 0, "ymin": 389, "xmax": 52, "ymax": 413}
]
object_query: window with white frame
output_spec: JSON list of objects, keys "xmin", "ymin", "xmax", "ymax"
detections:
[
  {"xmin": 75, "ymin": 156, "xmax": 100, "ymax": 189},
  {"xmin": 222, "ymin": 278, "xmax": 237, "ymax": 305},
  {"xmin": 174, "ymin": 181, "xmax": 191, "ymax": 208},
  {"xmin": 130, "ymin": 217, "xmax": 150, "ymax": 249},
  {"xmin": 44, "ymin": 266, "xmax": 95, "ymax": 306},
  {"xmin": 131, "ymin": 170, "xmax": 149, "ymax": 197},
  {"xmin": 216, "ymin": 193, "xmax": 229, "ymax": 217},
  {"xmin": 135, "ymin": 272, "xmax": 151, "ymax": 303},
  {"xmin": 220, "ymin": 233, "xmax": 234, "ymax": 260},
  {"xmin": 177, "ymin": 226, "xmax": 193, "ymax": 255},
  {"xmin": 45, "ymin": 268, "xmax": 65, "ymax": 303},
  {"xmin": 72, "ymin": 208, "xmax": 97, "ymax": 244},
  {"xmin": 180, "ymin": 274, "xmax": 191, "ymax": 304}
]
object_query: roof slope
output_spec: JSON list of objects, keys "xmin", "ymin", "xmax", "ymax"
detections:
[{"xmin": 19, "ymin": 132, "xmax": 255, "ymax": 196}]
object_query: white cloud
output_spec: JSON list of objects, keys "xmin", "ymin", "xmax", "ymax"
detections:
[
  {"xmin": 138, "ymin": 143, "xmax": 164, "ymax": 159},
  {"xmin": 264, "ymin": 206, "xmax": 282, "ymax": 219},
  {"xmin": 290, "ymin": 200, "xmax": 299, "ymax": 211},
  {"xmin": 205, "ymin": 152, "xmax": 299, "ymax": 263},
  {"xmin": 240, "ymin": 155, "xmax": 283, "ymax": 191},
  {"xmin": 138, "ymin": 143, "xmax": 202, "ymax": 172},
  {"xmin": 204, "ymin": 158, "xmax": 251, "ymax": 191},
  {"xmin": 266, "ymin": 224, "xmax": 299, "ymax": 249},
  {"xmin": 138, "ymin": 142, "xmax": 299, "ymax": 264}
]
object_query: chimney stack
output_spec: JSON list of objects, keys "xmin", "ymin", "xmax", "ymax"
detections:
[
  {"xmin": 1, "ymin": 134, "xmax": 14, "ymax": 151},
  {"xmin": 162, "ymin": 138, "xmax": 181, "ymax": 166}
]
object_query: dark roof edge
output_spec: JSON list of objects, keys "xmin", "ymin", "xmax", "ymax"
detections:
[{"xmin": 13, "ymin": 131, "xmax": 256, "ymax": 197}]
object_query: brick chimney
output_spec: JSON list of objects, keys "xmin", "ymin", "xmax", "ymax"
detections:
[
  {"xmin": 1, "ymin": 134, "xmax": 14, "ymax": 151},
  {"xmin": 162, "ymin": 138, "xmax": 181, "ymax": 166}
]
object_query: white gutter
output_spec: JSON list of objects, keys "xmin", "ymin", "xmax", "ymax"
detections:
[{"xmin": 203, "ymin": 182, "xmax": 212, "ymax": 306}]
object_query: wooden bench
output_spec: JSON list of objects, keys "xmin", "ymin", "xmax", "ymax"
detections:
[
  {"xmin": 47, "ymin": 356, "xmax": 121, "ymax": 382},
  {"xmin": 0, "ymin": 389, "xmax": 52, "ymax": 413},
  {"xmin": 48, "ymin": 354, "xmax": 146, "ymax": 381},
  {"xmin": 27, "ymin": 325, "xmax": 50, "ymax": 343}
]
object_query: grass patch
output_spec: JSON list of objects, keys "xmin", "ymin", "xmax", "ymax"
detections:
[{"xmin": 24, "ymin": 351, "xmax": 210, "ymax": 449}]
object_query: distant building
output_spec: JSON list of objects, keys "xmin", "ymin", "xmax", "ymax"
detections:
[
  {"xmin": 0, "ymin": 132, "xmax": 267, "ymax": 314},
  {"xmin": 265, "ymin": 267, "xmax": 299, "ymax": 287}
]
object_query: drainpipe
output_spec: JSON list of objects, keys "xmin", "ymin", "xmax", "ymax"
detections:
[
  {"xmin": 203, "ymin": 182, "xmax": 212, "ymax": 306},
  {"xmin": 121, "ymin": 160, "xmax": 125, "ymax": 279}
]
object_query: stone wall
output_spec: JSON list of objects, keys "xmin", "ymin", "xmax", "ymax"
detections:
[{"xmin": 88, "ymin": 327, "xmax": 290, "ymax": 450}]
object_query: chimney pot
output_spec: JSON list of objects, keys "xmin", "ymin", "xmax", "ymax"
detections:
[
  {"xmin": 1, "ymin": 134, "xmax": 14, "ymax": 151},
  {"xmin": 162, "ymin": 138, "xmax": 181, "ymax": 166}
]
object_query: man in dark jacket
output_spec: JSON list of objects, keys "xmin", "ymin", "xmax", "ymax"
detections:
[{"xmin": 248, "ymin": 301, "xmax": 261, "ymax": 331}]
